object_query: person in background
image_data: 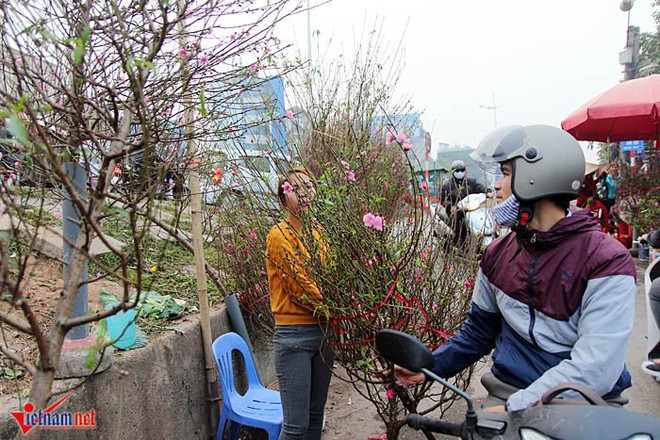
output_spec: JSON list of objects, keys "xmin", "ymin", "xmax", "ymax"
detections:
[
  {"xmin": 440, "ymin": 159, "xmax": 487, "ymax": 247},
  {"xmin": 597, "ymin": 170, "xmax": 609, "ymax": 200},
  {"xmin": 602, "ymin": 163, "xmax": 620, "ymax": 212},
  {"xmin": 265, "ymin": 165, "xmax": 333, "ymax": 440},
  {"xmin": 395, "ymin": 125, "xmax": 636, "ymax": 411}
]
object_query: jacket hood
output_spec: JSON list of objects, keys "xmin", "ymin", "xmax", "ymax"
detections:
[{"xmin": 522, "ymin": 207, "xmax": 601, "ymax": 248}]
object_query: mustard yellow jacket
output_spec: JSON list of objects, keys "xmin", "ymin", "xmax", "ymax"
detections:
[{"xmin": 265, "ymin": 219, "xmax": 327, "ymax": 326}]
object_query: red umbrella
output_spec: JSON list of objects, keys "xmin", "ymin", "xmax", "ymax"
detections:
[{"xmin": 561, "ymin": 74, "xmax": 660, "ymax": 142}]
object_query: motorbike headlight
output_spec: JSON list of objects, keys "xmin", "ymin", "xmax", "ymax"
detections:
[{"xmin": 519, "ymin": 428, "xmax": 553, "ymax": 440}]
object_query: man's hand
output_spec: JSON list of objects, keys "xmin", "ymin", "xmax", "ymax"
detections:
[{"xmin": 393, "ymin": 365, "xmax": 425, "ymax": 386}]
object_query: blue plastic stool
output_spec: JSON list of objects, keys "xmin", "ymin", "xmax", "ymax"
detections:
[{"xmin": 212, "ymin": 332, "xmax": 283, "ymax": 440}]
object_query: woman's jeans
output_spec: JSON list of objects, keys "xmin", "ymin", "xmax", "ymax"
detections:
[{"xmin": 275, "ymin": 324, "xmax": 334, "ymax": 440}]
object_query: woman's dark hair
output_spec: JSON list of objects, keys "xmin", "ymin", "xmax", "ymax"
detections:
[{"xmin": 277, "ymin": 165, "xmax": 314, "ymax": 206}]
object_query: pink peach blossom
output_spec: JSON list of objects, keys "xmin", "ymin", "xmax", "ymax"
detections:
[
  {"xmin": 363, "ymin": 212, "xmax": 384, "ymax": 231},
  {"xmin": 396, "ymin": 133, "xmax": 408, "ymax": 143},
  {"xmin": 282, "ymin": 181, "xmax": 293, "ymax": 194},
  {"xmin": 199, "ymin": 53, "xmax": 209, "ymax": 65},
  {"xmin": 347, "ymin": 171, "xmax": 356, "ymax": 182},
  {"xmin": 285, "ymin": 110, "xmax": 295, "ymax": 120},
  {"xmin": 178, "ymin": 48, "xmax": 188, "ymax": 59},
  {"xmin": 249, "ymin": 63, "xmax": 258, "ymax": 71},
  {"xmin": 402, "ymin": 143, "xmax": 413, "ymax": 151}
]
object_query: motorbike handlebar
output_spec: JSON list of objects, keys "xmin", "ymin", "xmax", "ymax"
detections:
[{"xmin": 406, "ymin": 413, "xmax": 464, "ymax": 437}]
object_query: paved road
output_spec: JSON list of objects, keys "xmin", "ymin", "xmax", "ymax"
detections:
[{"xmin": 624, "ymin": 260, "xmax": 660, "ymax": 415}]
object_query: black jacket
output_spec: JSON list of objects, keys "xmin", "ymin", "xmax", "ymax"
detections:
[{"xmin": 440, "ymin": 177, "xmax": 486, "ymax": 210}]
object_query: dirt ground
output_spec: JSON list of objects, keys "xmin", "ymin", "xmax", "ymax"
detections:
[
  {"xmin": 322, "ymin": 363, "xmax": 489, "ymax": 440},
  {"xmin": 0, "ymin": 257, "xmax": 122, "ymax": 398}
]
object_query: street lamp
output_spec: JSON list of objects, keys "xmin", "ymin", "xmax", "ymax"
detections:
[{"xmin": 620, "ymin": 0, "xmax": 634, "ymax": 12}]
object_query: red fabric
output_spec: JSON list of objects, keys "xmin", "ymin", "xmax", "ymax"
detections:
[
  {"xmin": 587, "ymin": 200, "xmax": 609, "ymax": 231},
  {"xmin": 614, "ymin": 221, "xmax": 633, "ymax": 249},
  {"xmin": 577, "ymin": 174, "xmax": 598, "ymax": 207},
  {"xmin": 561, "ymin": 74, "xmax": 660, "ymax": 142}
]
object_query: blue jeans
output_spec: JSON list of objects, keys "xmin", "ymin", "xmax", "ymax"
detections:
[{"xmin": 274, "ymin": 324, "xmax": 334, "ymax": 440}]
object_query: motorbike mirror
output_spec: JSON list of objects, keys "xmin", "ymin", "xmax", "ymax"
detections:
[
  {"xmin": 376, "ymin": 329, "xmax": 434, "ymax": 372},
  {"xmin": 457, "ymin": 193, "xmax": 486, "ymax": 211}
]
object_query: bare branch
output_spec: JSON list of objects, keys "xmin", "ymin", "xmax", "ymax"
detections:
[{"xmin": 0, "ymin": 344, "xmax": 36, "ymax": 375}]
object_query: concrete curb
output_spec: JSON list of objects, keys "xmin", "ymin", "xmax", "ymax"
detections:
[{"xmin": 0, "ymin": 305, "xmax": 276, "ymax": 439}]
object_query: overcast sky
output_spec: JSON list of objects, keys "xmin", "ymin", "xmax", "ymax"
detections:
[{"xmin": 278, "ymin": 0, "xmax": 656, "ymax": 159}]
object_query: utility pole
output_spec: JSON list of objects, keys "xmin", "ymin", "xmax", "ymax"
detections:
[
  {"xmin": 619, "ymin": 0, "xmax": 640, "ymax": 81},
  {"xmin": 479, "ymin": 92, "xmax": 500, "ymax": 128}
]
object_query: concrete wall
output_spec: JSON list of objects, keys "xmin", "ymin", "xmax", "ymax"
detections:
[{"xmin": 0, "ymin": 305, "xmax": 276, "ymax": 439}]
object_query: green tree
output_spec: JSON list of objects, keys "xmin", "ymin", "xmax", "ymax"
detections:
[
  {"xmin": 640, "ymin": 0, "xmax": 660, "ymax": 75},
  {"xmin": 0, "ymin": 1, "xmax": 301, "ymax": 438},
  {"xmin": 217, "ymin": 24, "xmax": 481, "ymax": 439}
]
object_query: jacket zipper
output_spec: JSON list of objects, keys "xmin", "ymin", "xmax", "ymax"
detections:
[{"xmin": 526, "ymin": 252, "xmax": 539, "ymax": 347}]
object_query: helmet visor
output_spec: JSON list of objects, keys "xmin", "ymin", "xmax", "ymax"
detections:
[{"xmin": 471, "ymin": 125, "xmax": 527, "ymax": 173}]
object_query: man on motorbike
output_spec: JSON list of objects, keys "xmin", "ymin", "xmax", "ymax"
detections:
[
  {"xmin": 395, "ymin": 125, "xmax": 636, "ymax": 411},
  {"xmin": 440, "ymin": 160, "xmax": 487, "ymax": 248}
]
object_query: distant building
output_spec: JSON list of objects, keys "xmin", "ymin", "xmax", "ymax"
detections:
[
  {"xmin": 209, "ymin": 75, "xmax": 288, "ymax": 158},
  {"xmin": 240, "ymin": 76, "xmax": 287, "ymax": 155}
]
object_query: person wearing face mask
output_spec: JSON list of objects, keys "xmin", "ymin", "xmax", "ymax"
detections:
[
  {"xmin": 440, "ymin": 160, "xmax": 487, "ymax": 247},
  {"xmin": 394, "ymin": 125, "xmax": 636, "ymax": 412}
]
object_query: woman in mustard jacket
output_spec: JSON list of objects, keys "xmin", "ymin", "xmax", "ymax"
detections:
[{"xmin": 265, "ymin": 165, "xmax": 333, "ymax": 440}]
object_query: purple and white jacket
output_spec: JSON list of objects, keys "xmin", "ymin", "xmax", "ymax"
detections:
[{"xmin": 432, "ymin": 208, "xmax": 636, "ymax": 411}]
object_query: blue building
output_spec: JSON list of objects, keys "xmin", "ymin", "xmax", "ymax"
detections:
[{"xmin": 232, "ymin": 75, "xmax": 288, "ymax": 156}]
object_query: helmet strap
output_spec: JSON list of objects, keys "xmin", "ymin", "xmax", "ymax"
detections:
[
  {"xmin": 515, "ymin": 202, "xmax": 535, "ymax": 232},
  {"xmin": 509, "ymin": 202, "xmax": 535, "ymax": 262}
]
